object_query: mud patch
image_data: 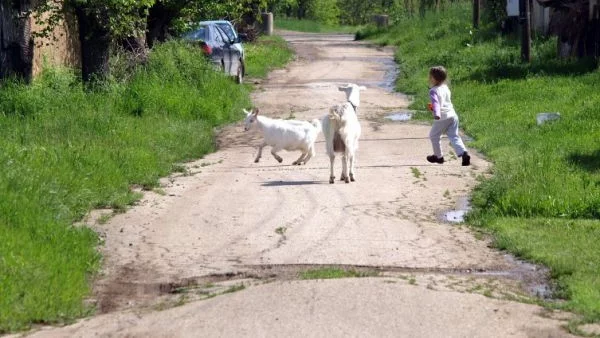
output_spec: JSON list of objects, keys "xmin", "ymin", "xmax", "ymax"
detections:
[{"xmin": 97, "ymin": 261, "xmax": 555, "ymax": 314}]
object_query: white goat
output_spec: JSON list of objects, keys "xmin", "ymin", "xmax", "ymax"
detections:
[
  {"xmin": 244, "ymin": 108, "xmax": 321, "ymax": 165},
  {"xmin": 322, "ymin": 84, "xmax": 366, "ymax": 184}
]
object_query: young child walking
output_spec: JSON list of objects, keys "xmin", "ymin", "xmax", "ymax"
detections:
[{"xmin": 426, "ymin": 66, "xmax": 471, "ymax": 166}]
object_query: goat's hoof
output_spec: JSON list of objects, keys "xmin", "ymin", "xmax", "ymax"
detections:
[
  {"xmin": 344, "ymin": 177, "xmax": 350, "ymax": 184},
  {"xmin": 277, "ymin": 158, "xmax": 283, "ymax": 163},
  {"xmin": 292, "ymin": 161, "xmax": 298, "ymax": 165},
  {"xmin": 340, "ymin": 176, "xmax": 346, "ymax": 181},
  {"xmin": 254, "ymin": 159, "xmax": 260, "ymax": 163},
  {"xmin": 350, "ymin": 174, "xmax": 355, "ymax": 182},
  {"xmin": 329, "ymin": 177, "xmax": 335, "ymax": 184}
]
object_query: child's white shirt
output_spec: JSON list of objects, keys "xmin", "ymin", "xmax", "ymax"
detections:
[{"xmin": 429, "ymin": 84, "xmax": 457, "ymax": 120}]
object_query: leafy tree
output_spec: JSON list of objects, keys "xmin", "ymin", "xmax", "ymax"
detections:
[
  {"xmin": 68, "ymin": 0, "xmax": 154, "ymax": 81},
  {"xmin": 10, "ymin": 0, "xmax": 268, "ymax": 82},
  {"xmin": 147, "ymin": 0, "xmax": 269, "ymax": 47},
  {"xmin": 33, "ymin": 0, "xmax": 154, "ymax": 82},
  {"xmin": 306, "ymin": 0, "xmax": 339, "ymax": 25}
]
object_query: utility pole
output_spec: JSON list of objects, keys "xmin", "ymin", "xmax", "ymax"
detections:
[
  {"xmin": 519, "ymin": 0, "xmax": 531, "ymax": 62},
  {"xmin": 473, "ymin": 0, "xmax": 481, "ymax": 29}
]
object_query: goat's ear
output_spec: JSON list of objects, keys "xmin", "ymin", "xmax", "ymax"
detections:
[
  {"xmin": 243, "ymin": 109, "xmax": 251, "ymax": 116},
  {"xmin": 252, "ymin": 108, "xmax": 259, "ymax": 116}
]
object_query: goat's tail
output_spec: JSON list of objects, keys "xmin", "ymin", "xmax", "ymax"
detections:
[
  {"xmin": 329, "ymin": 106, "xmax": 342, "ymax": 123},
  {"xmin": 310, "ymin": 119, "xmax": 322, "ymax": 133}
]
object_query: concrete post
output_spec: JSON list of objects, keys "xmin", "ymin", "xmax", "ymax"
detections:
[
  {"xmin": 262, "ymin": 12, "xmax": 273, "ymax": 36},
  {"xmin": 373, "ymin": 15, "xmax": 389, "ymax": 28}
]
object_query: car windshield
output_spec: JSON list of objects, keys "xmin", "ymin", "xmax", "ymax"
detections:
[
  {"xmin": 184, "ymin": 26, "xmax": 208, "ymax": 41},
  {"xmin": 216, "ymin": 23, "xmax": 236, "ymax": 41}
]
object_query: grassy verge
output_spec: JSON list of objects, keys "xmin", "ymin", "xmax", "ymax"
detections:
[
  {"xmin": 358, "ymin": 3, "xmax": 600, "ymax": 324},
  {"xmin": 245, "ymin": 35, "xmax": 294, "ymax": 78},
  {"xmin": 0, "ymin": 37, "xmax": 292, "ymax": 333},
  {"xmin": 276, "ymin": 17, "xmax": 360, "ymax": 34}
]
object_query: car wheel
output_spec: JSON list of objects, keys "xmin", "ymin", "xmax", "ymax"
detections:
[{"xmin": 236, "ymin": 62, "xmax": 244, "ymax": 84}]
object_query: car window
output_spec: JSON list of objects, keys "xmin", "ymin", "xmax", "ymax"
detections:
[
  {"xmin": 217, "ymin": 23, "xmax": 236, "ymax": 41},
  {"xmin": 213, "ymin": 27, "xmax": 223, "ymax": 43},
  {"xmin": 215, "ymin": 26, "xmax": 231, "ymax": 43},
  {"xmin": 184, "ymin": 26, "xmax": 207, "ymax": 41}
]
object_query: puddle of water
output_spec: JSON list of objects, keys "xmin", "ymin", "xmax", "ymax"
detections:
[
  {"xmin": 441, "ymin": 199, "xmax": 555, "ymax": 300},
  {"xmin": 442, "ymin": 196, "xmax": 471, "ymax": 223},
  {"xmin": 385, "ymin": 112, "xmax": 413, "ymax": 121},
  {"xmin": 502, "ymin": 255, "xmax": 554, "ymax": 299},
  {"xmin": 444, "ymin": 209, "xmax": 467, "ymax": 223}
]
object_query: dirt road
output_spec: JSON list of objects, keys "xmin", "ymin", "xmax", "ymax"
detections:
[{"xmin": 24, "ymin": 32, "xmax": 573, "ymax": 337}]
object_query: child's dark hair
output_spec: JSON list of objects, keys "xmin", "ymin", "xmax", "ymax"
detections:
[{"xmin": 429, "ymin": 66, "xmax": 448, "ymax": 84}]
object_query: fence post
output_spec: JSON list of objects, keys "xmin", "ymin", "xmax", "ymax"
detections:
[
  {"xmin": 261, "ymin": 12, "xmax": 273, "ymax": 36},
  {"xmin": 473, "ymin": 0, "xmax": 481, "ymax": 28},
  {"xmin": 519, "ymin": 0, "xmax": 531, "ymax": 62}
]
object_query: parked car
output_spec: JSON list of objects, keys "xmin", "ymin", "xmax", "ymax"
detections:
[
  {"xmin": 199, "ymin": 20, "xmax": 246, "ymax": 61},
  {"xmin": 183, "ymin": 23, "xmax": 244, "ymax": 84}
]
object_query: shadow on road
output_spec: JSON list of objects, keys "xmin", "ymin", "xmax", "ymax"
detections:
[{"xmin": 261, "ymin": 180, "xmax": 325, "ymax": 187}]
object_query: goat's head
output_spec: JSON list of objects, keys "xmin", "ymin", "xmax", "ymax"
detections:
[
  {"xmin": 243, "ymin": 108, "xmax": 259, "ymax": 131},
  {"xmin": 338, "ymin": 83, "xmax": 367, "ymax": 110}
]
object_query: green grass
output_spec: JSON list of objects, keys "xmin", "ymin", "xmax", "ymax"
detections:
[
  {"xmin": 222, "ymin": 284, "xmax": 246, "ymax": 294},
  {"xmin": 276, "ymin": 17, "xmax": 361, "ymax": 34},
  {"xmin": 0, "ymin": 37, "xmax": 291, "ymax": 333},
  {"xmin": 487, "ymin": 218, "xmax": 600, "ymax": 315},
  {"xmin": 410, "ymin": 167, "xmax": 422, "ymax": 179},
  {"xmin": 245, "ymin": 35, "xmax": 294, "ymax": 78},
  {"xmin": 299, "ymin": 267, "xmax": 378, "ymax": 280},
  {"xmin": 359, "ymin": 2, "xmax": 600, "ymax": 323}
]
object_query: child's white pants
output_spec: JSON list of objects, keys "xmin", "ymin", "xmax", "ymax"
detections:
[{"xmin": 429, "ymin": 116, "xmax": 467, "ymax": 158}]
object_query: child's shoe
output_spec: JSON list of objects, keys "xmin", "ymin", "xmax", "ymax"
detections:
[
  {"xmin": 461, "ymin": 152, "xmax": 471, "ymax": 166},
  {"xmin": 426, "ymin": 155, "xmax": 445, "ymax": 164}
]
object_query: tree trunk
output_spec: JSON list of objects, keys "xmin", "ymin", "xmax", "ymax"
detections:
[
  {"xmin": 74, "ymin": 6, "xmax": 110, "ymax": 82},
  {"xmin": 473, "ymin": 0, "xmax": 480, "ymax": 28},
  {"xmin": 147, "ymin": 2, "xmax": 178, "ymax": 48},
  {"xmin": 0, "ymin": 0, "xmax": 34, "ymax": 82}
]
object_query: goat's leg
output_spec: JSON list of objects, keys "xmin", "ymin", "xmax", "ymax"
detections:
[
  {"xmin": 271, "ymin": 147, "xmax": 283, "ymax": 163},
  {"xmin": 341, "ymin": 154, "xmax": 349, "ymax": 183},
  {"xmin": 349, "ymin": 151, "xmax": 356, "ymax": 182},
  {"xmin": 302, "ymin": 146, "xmax": 315, "ymax": 165},
  {"xmin": 293, "ymin": 152, "xmax": 307, "ymax": 166},
  {"xmin": 255, "ymin": 143, "xmax": 267, "ymax": 163},
  {"xmin": 329, "ymin": 154, "xmax": 336, "ymax": 184}
]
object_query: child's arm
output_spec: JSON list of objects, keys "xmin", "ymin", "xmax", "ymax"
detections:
[{"xmin": 429, "ymin": 88, "xmax": 441, "ymax": 120}]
